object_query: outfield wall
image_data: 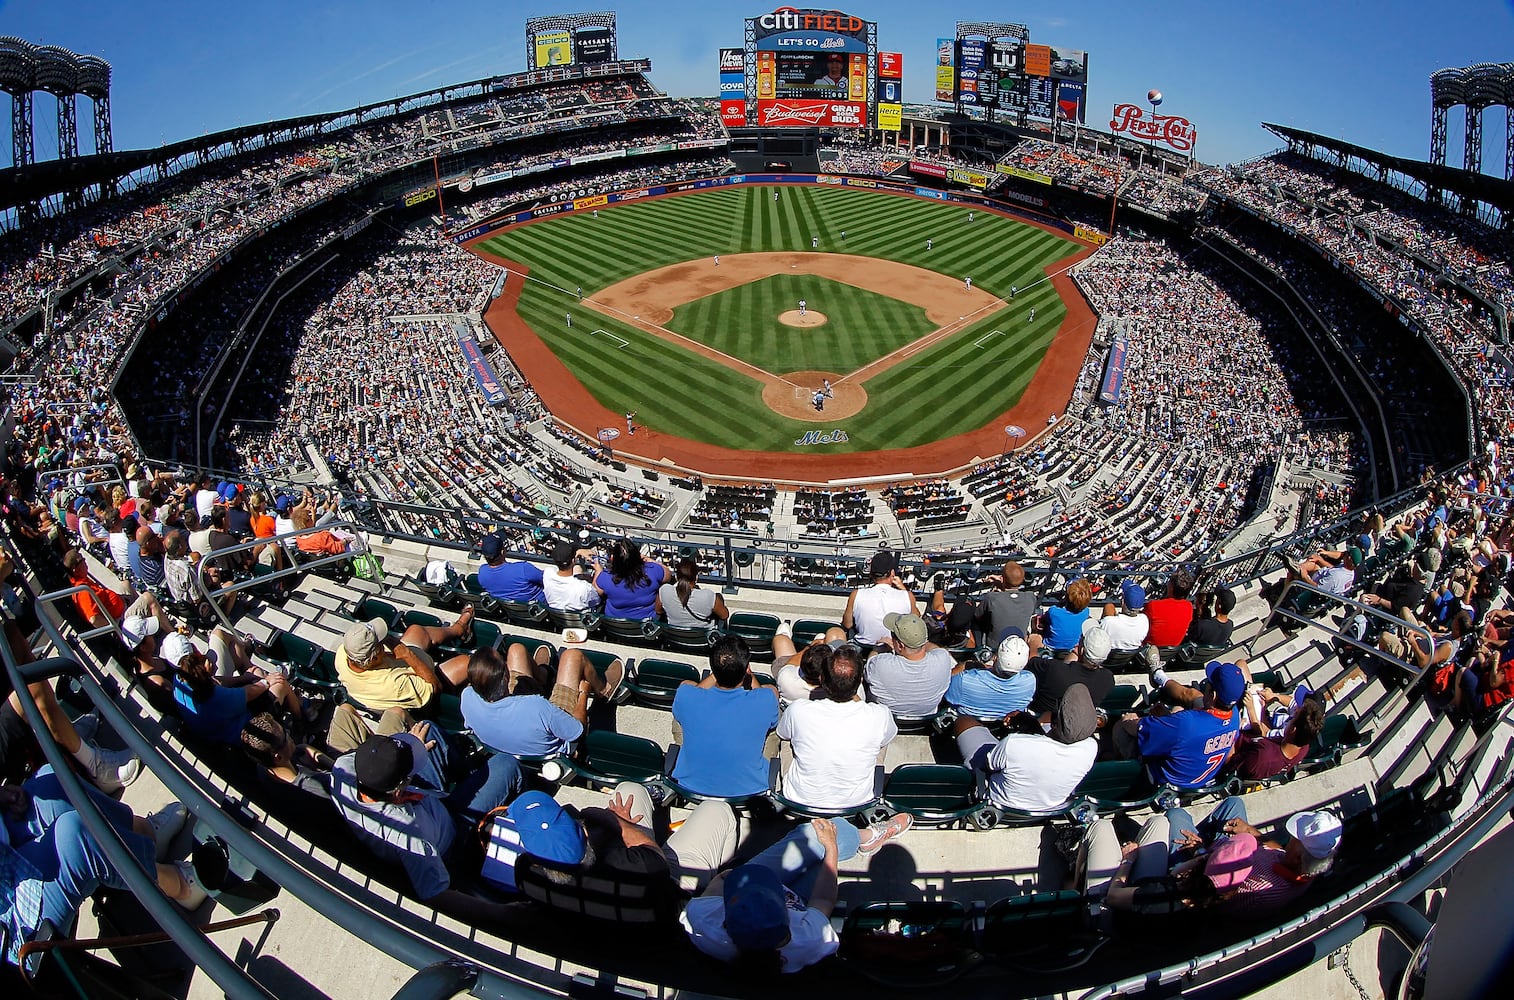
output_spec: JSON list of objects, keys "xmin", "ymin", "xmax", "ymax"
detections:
[{"xmin": 451, "ymin": 171, "xmax": 1103, "ymax": 247}]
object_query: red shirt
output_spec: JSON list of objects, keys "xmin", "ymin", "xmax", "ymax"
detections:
[{"xmin": 1143, "ymin": 598, "xmax": 1194, "ymax": 647}]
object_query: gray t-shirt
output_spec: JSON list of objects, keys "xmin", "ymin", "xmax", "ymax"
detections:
[
  {"xmin": 978, "ymin": 588, "xmax": 1037, "ymax": 638},
  {"xmin": 329, "ymin": 732, "xmax": 454, "ymax": 899},
  {"xmin": 864, "ymin": 647, "xmax": 954, "ymax": 716},
  {"xmin": 659, "ymin": 583, "xmax": 718, "ymax": 628}
]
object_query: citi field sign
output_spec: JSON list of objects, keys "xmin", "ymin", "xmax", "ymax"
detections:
[{"xmin": 752, "ymin": 7, "xmax": 870, "ymax": 41}]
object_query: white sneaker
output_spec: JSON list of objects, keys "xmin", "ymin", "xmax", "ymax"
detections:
[
  {"xmin": 147, "ymin": 802, "xmax": 189, "ymax": 862},
  {"xmin": 776, "ymin": 620, "xmax": 793, "ymax": 638},
  {"xmin": 172, "ymin": 860, "xmax": 209, "ymax": 910}
]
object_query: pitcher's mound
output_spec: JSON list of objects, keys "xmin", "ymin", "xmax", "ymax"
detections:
[
  {"xmin": 778, "ymin": 310, "xmax": 828, "ymax": 328},
  {"xmin": 763, "ymin": 370, "xmax": 867, "ymax": 422}
]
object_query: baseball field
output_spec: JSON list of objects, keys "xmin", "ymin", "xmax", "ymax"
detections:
[{"xmin": 473, "ymin": 184, "xmax": 1097, "ymax": 478}]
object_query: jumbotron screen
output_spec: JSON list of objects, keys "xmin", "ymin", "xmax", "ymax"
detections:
[{"xmin": 747, "ymin": 7, "xmax": 877, "ymax": 129}]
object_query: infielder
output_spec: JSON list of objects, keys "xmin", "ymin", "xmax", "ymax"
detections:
[
  {"xmin": 811, "ymin": 235, "xmax": 818, "ymax": 249},
  {"xmin": 964, "ymin": 276, "xmax": 972, "ymax": 291},
  {"xmin": 565, "ymin": 312, "xmax": 572, "ymax": 328}
]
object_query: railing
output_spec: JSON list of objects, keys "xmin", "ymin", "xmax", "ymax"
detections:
[{"xmin": 190, "ymin": 519, "xmax": 369, "ymax": 631}]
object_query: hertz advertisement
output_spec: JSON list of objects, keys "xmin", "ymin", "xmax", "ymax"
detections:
[{"xmin": 747, "ymin": 7, "xmax": 876, "ymax": 129}]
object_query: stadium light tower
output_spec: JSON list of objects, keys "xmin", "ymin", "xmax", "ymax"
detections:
[{"xmin": 0, "ymin": 35, "xmax": 37, "ymax": 169}]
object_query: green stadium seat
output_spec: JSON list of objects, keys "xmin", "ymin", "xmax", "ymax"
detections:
[{"xmin": 624, "ymin": 658, "xmax": 700, "ymax": 709}]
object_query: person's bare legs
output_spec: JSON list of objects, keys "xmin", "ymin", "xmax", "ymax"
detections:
[
  {"xmin": 5, "ymin": 621, "xmax": 81, "ymax": 753},
  {"xmin": 505, "ymin": 642, "xmax": 554, "ymax": 688},
  {"xmin": 556, "ymin": 648, "xmax": 621, "ymax": 699},
  {"xmin": 401, "ymin": 605, "xmax": 473, "ymax": 652}
]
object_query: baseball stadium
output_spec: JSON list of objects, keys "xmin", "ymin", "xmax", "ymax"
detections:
[{"xmin": 1, "ymin": 6, "xmax": 1513, "ymax": 1000}]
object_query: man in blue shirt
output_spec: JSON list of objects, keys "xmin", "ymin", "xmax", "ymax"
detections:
[
  {"xmin": 1131, "ymin": 660, "xmax": 1246, "ymax": 789},
  {"xmin": 670, "ymin": 636, "xmax": 779, "ymax": 798},
  {"xmin": 476, "ymin": 533, "xmax": 545, "ymax": 603},
  {"xmin": 945, "ymin": 627, "xmax": 1036, "ymax": 718}
]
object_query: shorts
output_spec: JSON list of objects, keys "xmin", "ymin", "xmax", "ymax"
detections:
[
  {"xmin": 956, "ymin": 725, "xmax": 998, "ymax": 771},
  {"xmin": 549, "ymin": 683, "xmax": 580, "ymax": 713},
  {"xmin": 0, "ymin": 696, "xmax": 35, "ymax": 780}
]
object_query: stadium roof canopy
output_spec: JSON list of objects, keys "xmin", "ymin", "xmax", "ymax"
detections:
[{"xmin": 1264, "ymin": 122, "xmax": 1514, "ymax": 214}]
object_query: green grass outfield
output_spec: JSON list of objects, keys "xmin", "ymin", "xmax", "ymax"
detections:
[
  {"xmin": 476, "ymin": 185, "xmax": 1082, "ymax": 454},
  {"xmin": 667, "ymin": 274, "xmax": 934, "ymax": 375}
]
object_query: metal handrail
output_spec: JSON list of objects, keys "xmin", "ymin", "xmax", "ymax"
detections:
[
  {"xmin": 189, "ymin": 518, "xmax": 367, "ymax": 631},
  {"xmin": 1264, "ymin": 578, "xmax": 1437, "ymax": 724},
  {"xmin": 0, "ymin": 653, "xmax": 275, "ymax": 1000},
  {"xmin": 35, "ymin": 582, "xmax": 123, "ymax": 644}
]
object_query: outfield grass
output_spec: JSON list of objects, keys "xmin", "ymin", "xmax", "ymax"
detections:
[
  {"xmin": 480, "ymin": 185, "xmax": 1082, "ymax": 453},
  {"xmin": 666, "ymin": 274, "xmax": 934, "ymax": 375}
]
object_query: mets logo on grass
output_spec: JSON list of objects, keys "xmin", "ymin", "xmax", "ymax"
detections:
[{"xmin": 795, "ymin": 429, "xmax": 849, "ymax": 446}]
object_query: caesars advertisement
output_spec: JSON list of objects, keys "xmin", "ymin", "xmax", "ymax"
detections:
[{"xmin": 749, "ymin": 7, "xmax": 874, "ymax": 128}]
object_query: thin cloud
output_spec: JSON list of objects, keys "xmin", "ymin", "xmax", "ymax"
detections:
[
  {"xmin": 397, "ymin": 53, "xmax": 486, "ymax": 87},
  {"xmin": 296, "ymin": 40, "xmax": 451, "ymax": 109}
]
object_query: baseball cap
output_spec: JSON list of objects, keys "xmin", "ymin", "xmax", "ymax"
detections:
[
  {"xmin": 1285, "ymin": 810, "xmax": 1343, "ymax": 862},
  {"xmin": 120, "ymin": 614, "xmax": 159, "ymax": 649},
  {"xmin": 868, "ymin": 551, "xmax": 898, "ymax": 577},
  {"xmin": 274, "ymin": 494, "xmax": 295, "ymax": 515},
  {"xmin": 993, "ymin": 634, "xmax": 1030, "ymax": 675},
  {"xmin": 883, "ymin": 612, "xmax": 929, "ymax": 650},
  {"xmin": 343, "ymin": 618, "xmax": 389, "ymax": 663},
  {"xmin": 1121, "ymin": 579, "xmax": 1146, "ymax": 610},
  {"xmin": 1205, "ymin": 833, "xmax": 1258, "ymax": 891},
  {"xmin": 1215, "ymin": 588, "xmax": 1237, "ymax": 614},
  {"xmin": 508, "ymin": 791, "xmax": 586, "ymax": 865},
  {"xmin": 159, "ymin": 632, "xmax": 196, "ymax": 667},
  {"xmin": 1346, "ymin": 545, "xmax": 1364, "ymax": 566},
  {"xmin": 217, "ymin": 482, "xmax": 239, "ymax": 502},
  {"xmin": 118, "ymin": 498, "xmax": 138, "ymax": 518},
  {"xmin": 722, "ymin": 864, "xmax": 790, "ymax": 952},
  {"xmin": 73, "ymin": 495, "xmax": 92, "ymax": 512},
  {"xmin": 552, "ymin": 539, "xmax": 577, "ymax": 568},
  {"xmin": 1079, "ymin": 620, "xmax": 1112, "ymax": 664},
  {"xmin": 1051, "ymin": 683, "xmax": 1098, "ymax": 744},
  {"xmin": 1205, "ymin": 660, "xmax": 1247, "ymax": 709},
  {"xmin": 480, "ymin": 534, "xmax": 505, "ymax": 560},
  {"xmin": 354, "ymin": 735, "xmax": 413, "ymax": 798}
]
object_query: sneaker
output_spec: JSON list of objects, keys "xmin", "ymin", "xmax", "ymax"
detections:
[
  {"xmin": 1150, "ymin": 667, "xmax": 1170, "ymax": 690},
  {"xmin": 172, "ymin": 860, "xmax": 208, "ymax": 910},
  {"xmin": 858, "ymin": 813, "xmax": 914, "ymax": 857},
  {"xmin": 775, "ymin": 620, "xmax": 793, "ymax": 638},
  {"xmin": 147, "ymin": 802, "xmax": 189, "ymax": 862},
  {"xmin": 299, "ymin": 694, "xmax": 326, "ymax": 726},
  {"xmin": 599, "ymin": 658, "xmax": 627, "ymax": 704}
]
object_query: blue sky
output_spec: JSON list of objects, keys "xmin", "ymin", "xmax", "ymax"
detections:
[{"xmin": 2, "ymin": 0, "xmax": 1511, "ymax": 169}]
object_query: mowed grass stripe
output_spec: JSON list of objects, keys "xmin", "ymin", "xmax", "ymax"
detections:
[{"xmin": 482, "ymin": 185, "xmax": 1086, "ymax": 450}]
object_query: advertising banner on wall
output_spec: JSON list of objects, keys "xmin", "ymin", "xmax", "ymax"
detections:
[
  {"xmin": 935, "ymin": 38, "xmax": 955, "ymax": 101},
  {"xmin": 878, "ymin": 51, "xmax": 902, "ymax": 79},
  {"xmin": 534, "ymin": 30, "xmax": 572, "ymax": 68},
  {"xmin": 719, "ymin": 47, "xmax": 747, "ymax": 127},
  {"xmin": 877, "ymin": 101, "xmax": 901, "ymax": 131},
  {"xmin": 1023, "ymin": 43, "xmax": 1051, "ymax": 79},
  {"xmin": 756, "ymin": 98, "xmax": 867, "ymax": 128},
  {"xmin": 1056, "ymin": 79, "xmax": 1086, "ymax": 122},
  {"xmin": 1047, "ymin": 47, "xmax": 1088, "ymax": 82}
]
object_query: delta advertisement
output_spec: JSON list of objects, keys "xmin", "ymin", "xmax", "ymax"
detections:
[{"xmin": 719, "ymin": 47, "xmax": 747, "ymax": 127}]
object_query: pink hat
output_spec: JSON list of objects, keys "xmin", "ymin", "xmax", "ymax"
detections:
[{"xmin": 1205, "ymin": 833, "xmax": 1258, "ymax": 891}]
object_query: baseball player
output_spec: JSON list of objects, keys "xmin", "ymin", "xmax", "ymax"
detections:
[
  {"xmin": 927, "ymin": 238, "xmax": 933, "ymax": 251},
  {"xmin": 565, "ymin": 312, "xmax": 572, "ymax": 328},
  {"xmin": 799, "ymin": 299, "xmax": 807, "ymax": 317},
  {"xmin": 1029, "ymin": 307, "xmax": 1036, "ymax": 322},
  {"xmin": 625, "ymin": 411, "xmax": 637, "ymax": 436},
  {"xmin": 811, "ymin": 235, "xmax": 818, "ymax": 249},
  {"xmin": 822, "ymin": 378, "xmax": 833, "ymax": 397},
  {"xmin": 713, "ymin": 255, "xmax": 720, "ymax": 266},
  {"xmin": 576, "ymin": 286, "xmax": 582, "ymax": 301},
  {"xmin": 964, "ymin": 276, "xmax": 972, "ymax": 291},
  {"xmin": 969, "ymin": 211, "xmax": 975, "ymax": 222}
]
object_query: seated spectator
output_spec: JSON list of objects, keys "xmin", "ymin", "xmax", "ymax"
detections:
[
  {"xmin": 772, "ymin": 627, "xmax": 842, "ymax": 704},
  {"xmin": 658, "ymin": 557, "xmax": 730, "ymax": 629},
  {"xmin": 1100, "ymin": 580, "xmax": 1151, "ymax": 652},
  {"xmin": 1227, "ymin": 697, "xmax": 1325, "ymax": 781},
  {"xmin": 62, "ymin": 548, "xmax": 173, "ymax": 633},
  {"xmin": 477, "ymin": 533, "xmax": 545, "ymax": 604},
  {"xmin": 460, "ymin": 645, "xmax": 588, "ymax": 758},
  {"xmin": 162, "ymin": 633, "xmax": 308, "ymax": 746},
  {"xmin": 777, "ymin": 645, "xmax": 897, "ymax": 809},
  {"xmin": 973, "ymin": 560, "xmax": 1037, "ymax": 643},
  {"xmin": 593, "ymin": 538, "xmax": 667, "ymax": 620},
  {"xmin": 489, "ymin": 783, "xmax": 736, "ymax": 895},
  {"xmin": 1144, "ymin": 568, "xmax": 1197, "ymax": 647},
  {"xmin": 0, "ymin": 768, "xmax": 205, "ymax": 961},
  {"xmin": 1118, "ymin": 659, "xmax": 1246, "ymax": 788},
  {"xmin": 863, "ymin": 612, "xmax": 953, "ymax": 717},
  {"xmin": 240, "ymin": 710, "xmax": 335, "ymax": 791},
  {"xmin": 335, "ymin": 610, "xmax": 475, "ymax": 711},
  {"xmin": 1042, "ymin": 578, "xmax": 1093, "ymax": 650},
  {"xmin": 1361, "ymin": 560, "xmax": 1432, "ymax": 620},
  {"xmin": 1084, "ymin": 797, "xmax": 1342, "ymax": 916},
  {"xmin": 330, "ymin": 729, "xmax": 523, "ymax": 902},
  {"xmin": 1452, "ymin": 641, "xmax": 1513, "ymax": 720},
  {"xmin": 945, "ymin": 628, "xmax": 1036, "ymax": 718},
  {"xmin": 542, "ymin": 538, "xmax": 600, "ymax": 612},
  {"xmin": 955, "ymin": 683, "xmax": 1098, "ymax": 811},
  {"xmin": 671, "ymin": 636, "xmax": 778, "ymax": 798},
  {"xmin": 1025, "ymin": 622, "xmax": 1116, "ymax": 717},
  {"xmin": 129, "ymin": 525, "xmax": 167, "ymax": 593},
  {"xmin": 1185, "ymin": 587, "xmax": 1237, "ymax": 647},
  {"xmin": 841, "ymin": 551, "xmax": 917, "ymax": 646},
  {"xmin": 681, "ymin": 814, "xmax": 912, "ymax": 973}
]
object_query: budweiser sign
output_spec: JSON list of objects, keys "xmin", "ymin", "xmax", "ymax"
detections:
[
  {"xmin": 1109, "ymin": 104, "xmax": 1197, "ymax": 152},
  {"xmin": 757, "ymin": 99, "xmax": 865, "ymax": 128}
]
